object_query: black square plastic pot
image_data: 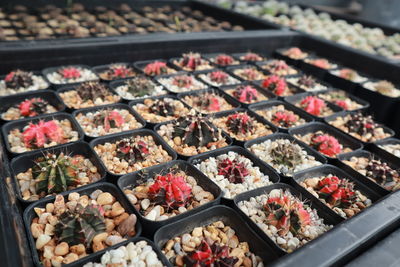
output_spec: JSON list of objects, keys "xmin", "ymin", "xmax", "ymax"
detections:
[
  {"xmin": 244, "ymin": 133, "xmax": 327, "ymax": 179},
  {"xmin": 253, "ymin": 76, "xmax": 306, "ymax": 100},
  {"xmin": 288, "ymin": 122, "xmax": 363, "ymax": 160},
  {"xmin": 129, "ymin": 94, "xmax": 191, "ymax": 130},
  {"xmin": 285, "ymin": 92, "xmax": 343, "ymax": 121},
  {"xmin": 56, "ymin": 82, "xmax": 121, "ymax": 112},
  {"xmin": 225, "ymin": 64, "xmax": 269, "ymax": 82},
  {"xmin": 188, "ymin": 145, "xmax": 280, "ymax": 203},
  {"xmin": 10, "ymin": 141, "xmax": 107, "ymax": 207},
  {"xmin": 372, "ymin": 138, "xmax": 400, "ymax": 162},
  {"xmin": 72, "ymin": 103, "xmax": 146, "ymax": 141},
  {"xmin": 220, "ymin": 82, "xmax": 276, "ymax": 107},
  {"xmin": 177, "ymin": 88, "xmax": 241, "ymax": 116},
  {"xmin": 233, "ymin": 183, "xmax": 342, "ymax": 256},
  {"xmin": 91, "ymin": 62, "xmax": 137, "ymax": 82},
  {"xmin": 154, "ymin": 205, "xmax": 281, "ymax": 264},
  {"xmin": 317, "ymin": 88, "xmax": 370, "ymax": 112},
  {"xmin": 207, "ymin": 108, "xmax": 277, "ymax": 146},
  {"xmin": 0, "ymin": 90, "xmax": 66, "ymax": 124},
  {"xmin": 155, "ymin": 72, "xmax": 208, "ymax": 94},
  {"xmin": 0, "ymin": 71, "xmax": 50, "ymax": 91},
  {"xmin": 117, "ymin": 160, "xmax": 222, "ymax": 236},
  {"xmin": 202, "ymin": 53, "xmax": 241, "ymax": 68},
  {"xmin": 169, "ymin": 56, "xmax": 215, "ymax": 72},
  {"xmin": 324, "ymin": 111, "xmax": 395, "ymax": 145},
  {"xmin": 89, "ymin": 128, "xmax": 177, "ymax": 182},
  {"xmin": 154, "ymin": 119, "xmax": 233, "ymax": 160},
  {"xmin": 292, "ymin": 164, "xmax": 383, "ymax": 220},
  {"xmin": 74, "ymin": 237, "xmax": 172, "ymax": 267},
  {"xmin": 195, "ymin": 69, "xmax": 242, "ymax": 88},
  {"xmin": 249, "ymin": 100, "xmax": 314, "ymax": 133},
  {"xmin": 274, "ymin": 48, "xmax": 314, "ymax": 67},
  {"xmin": 231, "ymin": 52, "xmax": 267, "ymax": 64},
  {"xmin": 23, "ymin": 182, "xmax": 142, "ymax": 267},
  {"xmin": 2, "ymin": 112, "xmax": 84, "ymax": 158},
  {"xmin": 42, "ymin": 64, "xmax": 99, "ymax": 89},
  {"xmin": 337, "ymin": 150, "xmax": 396, "ymax": 196},
  {"xmin": 298, "ymin": 56, "xmax": 340, "ymax": 80},
  {"xmin": 324, "ymin": 68, "xmax": 370, "ymax": 95},
  {"xmin": 133, "ymin": 59, "xmax": 178, "ymax": 77},
  {"xmin": 255, "ymin": 60, "xmax": 302, "ymax": 77}
]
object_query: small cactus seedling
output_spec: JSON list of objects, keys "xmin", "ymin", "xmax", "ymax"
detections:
[
  {"xmin": 172, "ymin": 115, "xmax": 221, "ymax": 147},
  {"xmin": 179, "ymin": 52, "xmax": 203, "ymax": 70},
  {"xmin": 18, "ymin": 98, "xmax": 48, "ymax": 117},
  {"xmin": 125, "ymin": 75, "xmax": 156, "ymax": 97},
  {"xmin": 59, "ymin": 67, "xmax": 82, "ymax": 79},
  {"xmin": 225, "ymin": 112, "xmax": 255, "ymax": 135},
  {"xmin": 232, "ymin": 85, "xmax": 259, "ymax": 103},
  {"xmin": 300, "ymin": 96, "xmax": 326, "ymax": 116},
  {"xmin": 272, "ymin": 111, "xmax": 298, "ymax": 128},
  {"xmin": 172, "ymin": 75, "xmax": 193, "ymax": 88},
  {"xmin": 32, "ymin": 153, "xmax": 79, "ymax": 194},
  {"xmin": 107, "ymin": 64, "xmax": 132, "ymax": 79},
  {"xmin": 4, "ymin": 69, "xmax": 34, "ymax": 89},
  {"xmin": 366, "ymin": 159, "xmax": 400, "ymax": 188},
  {"xmin": 148, "ymin": 99, "xmax": 176, "ymax": 116},
  {"xmin": 264, "ymin": 190, "xmax": 311, "ymax": 236},
  {"xmin": 310, "ymin": 133, "xmax": 342, "ymax": 157},
  {"xmin": 334, "ymin": 100, "xmax": 348, "ymax": 110},
  {"xmin": 93, "ymin": 109, "xmax": 125, "ymax": 132},
  {"xmin": 269, "ymin": 60, "xmax": 290, "ymax": 73},
  {"xmin": 344, "ymin": 113, "xmax": 377, "ymax": 136},
  {"xmin": 298, "ymin": 75, "xmax": 316, "ymax": 89},
  {"xmin": 239, "ymin": 68, "xmax": 259, "ymax": 80},
  {"xmin": 22, "ymin": 120, "xmax": 64, "ymax": 148},
  {"xmin": 262, "ymin": 75, "xmax": 288, "ymax": 96},
  {"xmin": 196, "ymin": 93, "xmax": 221, "ymax": 112},
  {"xmin": 183, "ymin": 240, "xmax": 239, "ymax": 267},
  {"xmin": 148, "ymin": 172, "xmax": 192, "ymax": 210},
  {"xmin": 215, "ymin": 54, "xmax": 235, "ymax": 66},
  {"xmin": 76, "ymin": 82, "xmax": 111, "ymax": 101},
  {"xmin": 217, "ymin": 158, "xmax": 249, "ymax": 184},
  {"xmin": 285, "ymin": 47, "xmax": 305, "ymax": 59},
  {"xmin": 143, "ymin": 61, "xmax": 169, "ymax": 76},
  {"xmin": 54, "ymin": 204, "xmax": 106, "ymax": 248},
  {"xmin": 339, "ymin": 69, "xmax": 357, "ymax": 80},
  {"xmin": 116, "ymin": 138, "xmax": 149, "ymax": 165},
  {"xmin": 209, "ymin": 70, "xmax": 229, "ymax": 84},
  {"xmin": 270, "ymin": 142, "xmax": 303, "ymax": 169},
  {"xmin": 315, "ymin": 176, "xmax": 356, "ymax": 208},
  {"xmin": 242, "ymin": 52, "xmax": 263, "ymax": 61},
  {"xmin": 310, "ymin": 59, "xmax": 331, "ymax": 69},
  {"xmin": 374, "ymin": 80, "xmax": 396, "ymax": 95}
]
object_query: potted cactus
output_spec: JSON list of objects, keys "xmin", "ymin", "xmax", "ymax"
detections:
[
  {"xmin": 205, "ymin": 53, "xmax": 240, "ymax": 66},
  {"xmin": 304, "ymin": 57, "xmax": 337, "ymax": 70},
  {"xmin": 330, "ymin": 68, "xmax": 367, "ymax": 83},
  {"xmin": 172, "ymin": 52, "xmax": 213, "ymax": 72},
  {"xmin": 111, "ymin": 75, "xmax": 167, "ymax": 100},
  {"xmin": 93, "ymin": 63, "xmax": 136, "ymax": 81},
  {"xmin": 230, "ymin": 66, "xmax": 266, "ymax": 81},
  {"xmin": 235, "ymin": 52, "xmax": 265, "ymax": 62},
  {"xmin": 0, "ymin": 69, "xmax": 48, "ymax": 96},
  {"xmin": 198, "ymin": 70, "xmax": 240, "ymax": 87},
  {"xmin": 317, "ymin": 90, "xmax": 367, "ymax": 111},
  {"xmin": 260, "ymin": 75, "xmax": 295, "ymax": 97},
  {"xmin": 287, "ymin": 75, "xmax": 327, "ymax": 92},
  {"xmin": 292, "ymin": 95, "xmax": 338, "ymax": 118},
  {"xmin": 362, "ymin": 80, "xmax": 400, "ymax": 98},
  {"xmin": 44, "ymin": 65, "xmax": 98, "ymax": 85},
  {"xmin": 280, "ymin": 47, "xmax": 309, "ymax": 60},
  {"xmin": 1, "ymin": 96, "xmax": 58, "ymax": 121},
  {"xmin": 139, "ymin": 60, "xmax": 176, "ymax": 77},
  {"xmin": 224, "ymin": 84, "xmax": 271, "ymax": 104},
  {"xmin": 157, "ymin": 74, "xmax": 207, "ymax": 93},
  {"xmin": 257, "ymin": 60, "xmax": 299, "ymax": 76}
]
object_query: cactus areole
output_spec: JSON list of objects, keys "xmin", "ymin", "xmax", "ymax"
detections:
[
  {"xmin": 4, "ymin": 69, "xmax": 34, "ymax": 89},
  {"xmin": 233, "ymin": 85, "xmax": 258, "ymax": 103},
  {"xmin": 148, "ymin": 172, "xmax": 192, "ymax": 210},
  {"xmin": 217, "ymin": 158, "xmax": 249, "ymax": 184},
  {"xmin": 22, "ymin": 120, "xmax": 64, "ymax": 148},
  {"xmin": 315, "ymin": 176, "xmax": 356, "ymax": 208}
]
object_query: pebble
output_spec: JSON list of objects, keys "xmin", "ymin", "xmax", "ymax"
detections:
[
  {"xmin": 276, "ymin": 237, "xmax": 286, "ymax": 245},
  {"xmin": 36, "ymin": 234, "xmax": 51, "ymax": 250},
  {"xmin": 106, "ymin": 235, "xmax": 124, "ymax": 246},
  {"xmin": 145, "ymin": 209, "xmax": 157, "ymax": 221},
  {"xmin": 97, "ymin": 192, "xmax": 114, "ymax": 205},
  {"xmin": 140, "ymin": 199, "xmax": 150, "ymax": 210}
]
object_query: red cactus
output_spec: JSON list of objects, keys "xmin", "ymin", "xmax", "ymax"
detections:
[
  {"xmin": 334, "ymin": 100, "xmax": 348, "ymax": 110},
  {"xmin": 172, "ymin": 75, "xmax": 193, "ymax": 88},
  {"xmin": 4, "ymin": 71, "xmax": 15, "ymax": 82},
  {"xmin": 242, "ymin": 52, "xmax": 263, "ymax": 61},
  {"xmin": 300, "ymin": 96, "xmax": 326, "ymax": 116},
  {"xmin": 60, "ymin": 67, "xmax": 81, "ymax": 79},
  {"xmin": 215, "ymin": 54, "xmax": 234, "ymax": 66},
  {"xmin": 116, "ymin": 139, "xmax": 149, "ymax": 164},
  {"xmin": 94, "ymin": 110, "xmax": 125, "ymax": 132},
  {"xmin": 18, "ymin": 98, "xmax": 48, "ymax": 117},
  {"xmin": 262, "ymin": 75, "xmax": 288, "ymax": 96},
  {"xmin": 209, "ymin": 71, "xmax": 229, "ymax": 84},
  {"xmin": 200, "ymin": 94, "xmax": 221, "ymax": 112},
  {"xmin": 272, "ymin": 111, "xmax": 298, "ymax": 128},
  {"xmin": 284, "ymin": 47, "xmax": 305, "ymax": 59},
  {"xmin": 310, "ymin": 133, "xmax": 342, "ymax": 157},
  {"xmin": 269, "ymin": 60, "xmax": 289, "ymax": 73},
  {"xmin": 180, "ymin": 52, "xmax": 203, "ymax": 70},
  {"xmin": 316, "ymin": 176, "xmax": 356, "ymax": 208},
  {"xmin": 22, "ymin": 120, "xmax": 64, "ymax": 148},
  {"xmin": 310, "ymin": 59, "xmax": 331, "ymax": 69},
  {"xmin": 226, "ymin": 112, "xmax": 255, "ymax": 135},
  {"xmin": 239, "ymin": 68, "xmax": 259, "ymax": 80},
  {"xmin": 110, "ymin": 65, "xmax": 132, "ymax": 78},
  {"xmin": 143, "ymin": 61, "xmax": 168, "ymax": 76},
  {"xmin": 339, "ymin": 69, "xmax": 357, "ymax": 80},
  {"xmin": 232, "ymin": 85, "xmax": 259, "ymax": 103},
  {"xmin": 148, "ymin": 173, "xmax": 192, "ymax": 210},
  {"xmin": 217, "ymin": 158, "xmax": 249, "ymax": 184}
]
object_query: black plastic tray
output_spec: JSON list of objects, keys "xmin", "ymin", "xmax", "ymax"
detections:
[
  {"xmin": 23, "ymin": 182, "xmax": 143, "ymax": 267},
  {"xmin": 2, "ymin": 112, "xmax": 84, "ymax": 158},
  {"xmin": 118, "ymin": 160, "xmax": 222, "ymax": 236},
  {"xmin": 0, "ymin": 89, "xmax": 66, "ymax": 124},
  {"xmin": 89, "ymin": 128, "xmax": 177, "ymax": 182},
  {"xmin": 220, "ymin": 82, "xmax": 276, "ymax": 107},
  {"xmin": 10, "ymin": 141, "xmax": 107, "ymax": 207},
  {"xmin": 42, "ymin": 64, "xmax": 99, "ymax": 89},
  {"xmin": 72, "ymin": 103, "xmax": 146, "ymax": 141},
  {"xmin": 188, "ymin": 145, "xmax": 280, "ymax": 203},
  {"xmin": 248, "ymin": 100, "xmax": 314, "ymax": 132},
  {"xmin": 292, "ymin": 164, "xmax": 383, "ymax": 219},
  {"xmin": 154, "ymin": 205, "xmax": 281, "ymax": 264},
  {"xmin": 91, "ymin": 62, "xmax": 137, "ymax": 82},
  {"xmin": 317, "ymin": 88, "xmax": 370, "ymax": 112},
  {"xmin": 288, "ymin": 121, "xmax": 363, "ymax": 160},
  {"xmin": 207, "ymin": 107, "xmax": 277, "ymax": 146},
  {"xmin": 233, "ymin": 183, "xmax": 342, "ymax": 256}
]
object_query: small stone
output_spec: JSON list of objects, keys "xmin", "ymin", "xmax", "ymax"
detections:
[
  {"xmin": 141, "ymin": 199, "xmax": 151, "ymax": 210},
  {"xmin": 36, "ymin": 234, "xmax": 51, "ymax": 250},
  {"xmin": 68, "ymin": 192, "xmax": 80, "ymax": 201},
  {"xmin": 106, "ymin": 235, "xmax": 124, "ymax": 246},
  {"xmin": 145, "ymin": 251, "xmax": 159, "ymax": 265},
  {"xmin": 192, "ymin": 227, "xmax": 203, "ymax": 237},
  {"xmin": 117, "ymin": 214, "xmax": 137, "ymax": 236},
  {"xmin": 276, "ymin": 237, "xmax": 286, "ymax": 245},
  {"xmin": 173, "ymin": 242, "xmax": 182, "ymax": 255},
  {"xmin": 243, "ymin": 257, "xmax": 252, "ymax": 267},
  {"xmin": 127, "ymin": 194, "xmax": 138, "ymax": 204},
  {"xmin": 97, "ymin": 192, "xmax": 114, "ymax": 205},
  {"xmin": 90, "ymin": 189, "xmax": 103, "ymax": 200},
  {"xmin": 62, "ymin": 253, "xmax": 79, "ymax": 264},
  {"xmin": 54, "ymin": 242, "xmax": 69, "ymax": 256},
  {"xmin": 145, "ymin": 209, "xmax": 157, "ymax": 221}
]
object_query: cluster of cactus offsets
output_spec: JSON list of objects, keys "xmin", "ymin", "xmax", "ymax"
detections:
[
  {"xmin": 262, "ymin": 75, "xmax": 288, "ymax": 96},
  {"xmin": 209, "ymin": 70, "xmax": 229, "ymax": 84},
  {"xmin": 75, "ymin": 82, "xmax": 111, "ymax": 101},
  {"xmin": 172, "ymin": 115, "xmax": 222, "ymax": 148},
  {"xmin": 366, "ymin": 159, "xmax": 400, "ymax": 190},
  {"xmin": 225, "ymin": 112, "xmax": 255, "ymax": 135},
  {"xmin": 54, "ymin": 204, "xmax": 106, "ymax": 248},
  {"xmin": 264, "ymin": 190, "xmax": 311, "ymax": 236},
  {"xmin": 125, "ymin": 76, "xmax": 157, "ymax": 97},
  {"xmin": 215, "ymin": 54, "xmax": 235, "ymax": 66},
  {"xmin": 23, "ymin": 120, "xmax": 64, "ymax": 148},
  {"xmin": 344, "ymin": 113, "xmax": 377, "ymax": 136},
  {"xmin": 270, "ymin": 142, "xmax": 303, "ymax": 169},
  {"xmin": 217, "ymin": 158, "xmax": 249, "ymax": 184},
  {"xmin": 315, "ymin": 176, "xmax": 356, "ymax": 208},
  {"xmin": 148, "ymin": 172, "xmax": 193, "ymax": 211},
  {"xmin": 300, "ymin": 96, "xmax": 326, "ymax": 116},
  {"xmin": 4, "ymin": 69, "xmax": 34, "ymax": 89},
  {"xmin": 272, "ymin": 111, "xmax": 297, "ymax": 128},
  {"xmin": 183, "ymin": 240, "xmax": 239, "ymax": 267},
  {"xmin": 144, "ymin": 61, "xmax": 170, "ymax": 76},
  {"xmin": 32, "ymin": 153, "xmax": 79, "ymax": 195},
  {"xmin": 232, "ymin": 85, "xmax": 259, "ymax": 103},
  {"xmin": 172, "ymin": 75, "xmax": 193, "ymax": 88},
  {"xmin": 116, "ymin": 138, "xmax": 150, "ymax": 165},
  {"xmin": 148, "ymin": 99, "xmax": 176, "ymax": 117},
  {"xmin": 93, "ymin": 110, "xmax": 125, "ymax": 133},
  {"xmin": 310, "ymin": 133, "xmax": 342, "ymax": 157},
  {"xmin": 18, "ymin": 98, "xmax": 48, "ymax": 117},
  {"xmin": 59, "ymin": 67, "xmax": 82, "ymax": 79}
]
